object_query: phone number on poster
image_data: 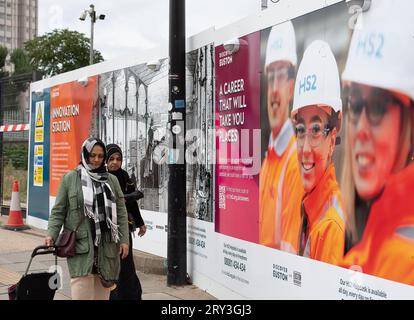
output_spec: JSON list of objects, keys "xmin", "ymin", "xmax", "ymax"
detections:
[
  {"xmin": 189, "ymin": 236, "xmax": 206, "ymax": 249},
  {"xmin": 224, "ymin": 257, "xmax": 246, "ymax": 272}
]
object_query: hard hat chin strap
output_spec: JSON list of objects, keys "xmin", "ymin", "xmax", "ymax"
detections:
[
  {"xmin": 328, "ymin": 110, "xmax": 342, "ymax": 135},
  {"xmin": 393, "ymin": 104, "xmax": 412, "ymax": 172},
  {"xmin": 335, "ymin": 136, "xmax": 341, "ymax": 146}
]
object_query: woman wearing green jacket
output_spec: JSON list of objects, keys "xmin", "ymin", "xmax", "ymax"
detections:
[{"xmin": 45, "ymin": 137, "xmax": 129, "ymax": 300}]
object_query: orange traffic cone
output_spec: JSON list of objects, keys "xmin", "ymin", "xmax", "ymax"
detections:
[{"xmin": 2, "ymin": 180, "xmax": 30, "ymax": 231}]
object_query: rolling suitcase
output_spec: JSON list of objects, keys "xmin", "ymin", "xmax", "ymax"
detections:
[{"xmin": 8, "ymin": 245, "xmax": 60, "ymax": 300}]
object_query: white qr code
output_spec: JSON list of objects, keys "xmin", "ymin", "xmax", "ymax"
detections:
[{"xmin": 219, "ymin": 185, "xmax": 226, "ymax": 209}]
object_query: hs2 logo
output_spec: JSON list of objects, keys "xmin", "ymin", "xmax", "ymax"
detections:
[{"xmin": 299, "ymin": 74, "xmax": 317, "ymax": 95}]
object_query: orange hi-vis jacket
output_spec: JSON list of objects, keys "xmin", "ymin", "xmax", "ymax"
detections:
[
  {"xmin": 300, "ymin": 163, "xmax": 346, "ymax": 265},
  {"xmin": 259, "ymin": 120, "xmax": 303, "ymax": 250},
  {"xmin": 342, "ymin": 163, "xmax": 414, "ymax": 286}
]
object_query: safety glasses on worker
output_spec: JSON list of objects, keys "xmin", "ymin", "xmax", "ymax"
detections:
[
  {"xmin": 267, "ymin": 65, "xmax": 294, "ymax": 85},
  {"xmin": 345, "ymin": 87, "xmax": 404, "ymax": 126},
  {"xmin": 294, "ymin": 122, "xmax": 332, "ymax": 148}
]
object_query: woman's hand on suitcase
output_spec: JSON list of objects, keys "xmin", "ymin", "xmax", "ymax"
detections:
[{"xmin": 45, "ymin": 236, "xmax": 54, "ymax": 248}]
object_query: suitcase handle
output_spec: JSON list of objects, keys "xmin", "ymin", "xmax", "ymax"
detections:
[
  {"xmin": 31, "ymin": 245, "xmax": 56, "ymax": 258},
  {"xmin": 24, "ymin": 246, "xmax": 58, "ymax": 276}
]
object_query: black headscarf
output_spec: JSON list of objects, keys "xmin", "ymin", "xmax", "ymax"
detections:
[
  {"xmin": 106, "ymin": 144, "xmax": 127, "ymax": 191},
  {"xmin": 106, "ymin": 144, "xmax": 145, "ymax": 230},
  {"xmin": 106, "ymin": 144, "xmax": 122, "ymax": 163}
]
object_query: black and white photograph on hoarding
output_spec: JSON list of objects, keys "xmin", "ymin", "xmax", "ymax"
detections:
[
  {"xmin": 98, "ymin": 59, "xmax": 170, "ymax": 213},
  {"xmin": 186, "ymin": 44, "xmax": 215, "ymax": 222}
]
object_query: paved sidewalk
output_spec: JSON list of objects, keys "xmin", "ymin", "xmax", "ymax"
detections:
[{"xmin": 0, "ymin": 216, "xmax": 215, "ymax": 300}]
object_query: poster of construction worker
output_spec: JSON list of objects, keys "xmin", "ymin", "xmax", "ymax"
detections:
[
  {"xmin": 255, "ymin": 0, "xmax": 414, "ymax": 289},
  {"xmin": 49, "ymin": 77, "xmax": 97, "ymax": 197},
  {"xmin": 339, "ymin": 0, "xmax": 414, "ymax": 287},
  {"xmin": 259, "ymin": 20, "xmax": 304, "ymax": 253},
  {"xmin": 212, "ymin": 0, "xmax": 414, "ymax": 293},
  {"xmin": 215, "ymin": 32, "xmax": 261, "ymax": 244}
]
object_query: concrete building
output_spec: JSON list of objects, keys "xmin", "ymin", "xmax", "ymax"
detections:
[
  {"xmin": 0, "ymin": 0, "xmax": 37, "ymax": 141},
  {"xmin": 0, "ymin": 0, "xmax": 38, "ymax": 56}
]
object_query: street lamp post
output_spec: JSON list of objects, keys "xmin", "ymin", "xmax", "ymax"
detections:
[
  {"xmin": 89, "ymin": 4, "xmax": 95, "ymax": 65},
  {"xmin": 79, "ymin": 4, "xmax": 105, "ymax": 65}
]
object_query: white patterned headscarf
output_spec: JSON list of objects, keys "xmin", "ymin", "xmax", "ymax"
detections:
[{"xmin": 77, "ymin": 137, "xmax": 120, "ymax": 245}]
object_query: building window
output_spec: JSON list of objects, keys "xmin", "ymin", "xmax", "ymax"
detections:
[{"xmin": 6, "ymin": 13, "xmax": 11, "ymax": 20}]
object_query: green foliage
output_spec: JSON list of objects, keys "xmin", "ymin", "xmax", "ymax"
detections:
[
  {"xmin": 0, "ymin": 45, "xmax": 8, "ymax": 68},
  {"xmin": 5, "ymin": 48, "xmax": 33, "ymax": 94},
  {"xmin": 0, "ymin": 48, "xmax": 32, "ymax": 110},
  {"xmin": 24, "ymin": 29, "xmax": 104, "ymax": 77},
  {"xmin": 0, "ymin": 45, "xmax": 9, "ymax": 77},
  {"xmin": 10, "ymin": 48, "xmax": 33, "ymax": 74},
  {"xmin": 3, "ymin": 143, "xmax": 28, "ymax": 170},
  {"xmin": 1, "ymin": 72, "xmax": 33, "ymax": 109}
]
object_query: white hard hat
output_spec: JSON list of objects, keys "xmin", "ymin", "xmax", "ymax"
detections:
[
  {"xmin": 292, "ymin": 40, "xmax": 342, "ymax": 119},
  {"xmin": 342, "ymin": 0, "xmax": 414, "ymax": 102},
  {"xmin": 265, "ymin": 20, "xmax": 297, "ymax": 69}
]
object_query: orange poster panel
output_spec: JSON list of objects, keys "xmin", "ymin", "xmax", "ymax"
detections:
[{"xmin": 49, "ymin": 76, "xmax": 97, "ymax": 197}]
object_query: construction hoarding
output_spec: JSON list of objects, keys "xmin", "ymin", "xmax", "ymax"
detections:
[{"xmin": 27, "ymin": 0, "xmax": 414, "ymax": 299}]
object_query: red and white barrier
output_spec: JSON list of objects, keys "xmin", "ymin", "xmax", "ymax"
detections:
[{"xmin": 0, "ymin": 124, "xmax": 30, "ymax": 132}]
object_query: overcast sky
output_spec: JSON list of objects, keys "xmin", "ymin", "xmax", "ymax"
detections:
[{"xmin": 38, "ymin": 0, "xmax": 262, "ymax": 60}]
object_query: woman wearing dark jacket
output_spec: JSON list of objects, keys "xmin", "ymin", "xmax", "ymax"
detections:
[{"xmin": 106, "ymin": 144, "xmax": 146, "ymax": 300}]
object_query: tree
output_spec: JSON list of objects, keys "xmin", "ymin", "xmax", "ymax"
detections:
[
  {"xmin": 8, "ymin": 48, "xmax": 33, "ymax": 93},
  {"xmin": 0, "ymin": 45, "xmax": 8, "ymax": 77},
  {"xmin": 25, "ymin": 29, "xmax": 104, "ymax": 77},
  {"xmin": 10, "ymin": 48, "xmax": 32, "ymax": 75}
]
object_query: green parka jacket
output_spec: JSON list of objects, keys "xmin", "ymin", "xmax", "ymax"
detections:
[{"xmin": 47, "ymin": 169, "xmax": 129, "ymax": 281}]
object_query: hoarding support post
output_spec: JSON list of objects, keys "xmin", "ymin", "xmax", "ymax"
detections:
[{"xmin": 167, "ymin": 0, "xmax": 187, "ymax": 286}]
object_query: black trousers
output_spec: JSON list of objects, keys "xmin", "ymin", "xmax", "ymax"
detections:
[{"xmin": 110, "ymin": 234, "xmax": 142, "ymax": 300}]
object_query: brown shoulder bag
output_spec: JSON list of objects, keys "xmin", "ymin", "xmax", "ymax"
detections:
[{"xmin": 55, "ymin": 216, "xmax": 85, "ymax": 258}]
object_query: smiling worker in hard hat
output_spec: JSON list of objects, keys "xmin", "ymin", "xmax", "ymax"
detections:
[
  {"xmin": 259, "ymin": 21, "xmax": 303, "ymax": 253},
  {"xmin": 291, "ymin": 40, "xmax": 346, "ymax": 265},
  {"xmin": 340, "ymin": 0, "xmax": 414, "ymax": 285}
]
